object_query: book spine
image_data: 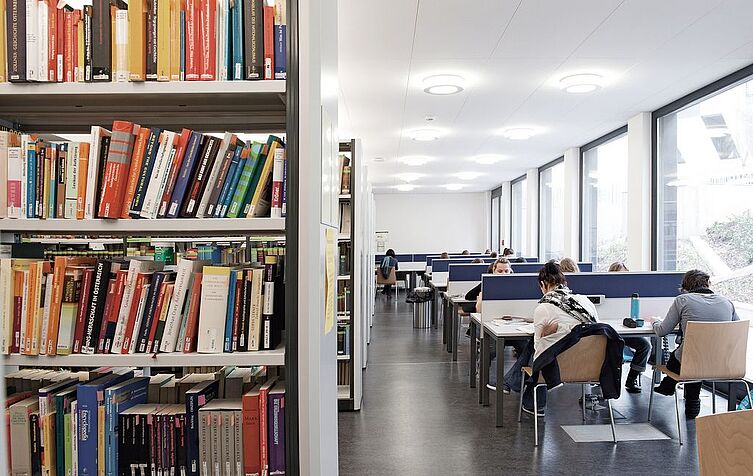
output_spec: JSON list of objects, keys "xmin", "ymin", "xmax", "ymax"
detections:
[
  {"xmin": 281, "ymin": 153, "xmax": 286, "ymax": 217},
  {"xmin": 273, "ymin": 0, "xmax": 285, "ymax": 80},
  {"xmin": 55, "ymin": 143, "xmax": 66, "ymax": 218},
  {"xmin": 7, "ymin": 146, "xmax": 23, "ymax": 218},
  {"xmin": 7, "ymin": 0, "xmax": 27, "ymax": 81},
  {"xmin": 198, "ymin": 0, "xmax": 215, "ymax": 80},
  {"xmin": 25, "ymin": 141, "xmax": 35, "ymax": 217},
  {"xmin": 124, "ymin": 280, "xmax": 150, "ymax": 354},
  {"xmin": 202, "ymin": 142, "xmax": 236, "ymax": 218},
  {"xmin": 157, "ymin": 0, "xmax": 171, "ymax": 81},
  {"xmin": 71, "ymin": 267, "xmax": 94, "ymax": 354},
  {"xmin": 159, "ymin": 260, "xmax": 192, "ymax": 352},
  {"xmin": 25, "ymin": 0, "xmax": 38, "ymax": 81},
  {"xmin": 180, "ymin": 136, "xmax": 218, "ymax": 218},
  {"xmin": 261, "ymin": 261, "xmax": 275, "ymax": 350},
  {"xmin": 230, "ymin": 271, "xmax": 242, "ymax": 351},
  {"xmin": 120, "ymin": 126, "xmax": 150, "ymax": 218},
  {"xmin": 35, "ymin": 142, "xmax": 44, "ymax": 218},
  {"xmin": 55, "ymin": 4, "xmax": 63, "ymax": 81},
  {"xmin": 128, "ymin": 0, "xmax": 145, "ymax": 80},
  {"xmin": 231, "ymin": 0, "xmax": 242, "ymax": 80},
  {"xmin": 259, "ymin": 385, "xmax": 269, "ymax": 476},
  {"xmin": 243, "ymin": 0, "xmax": 262, "ymax": 80},
  {"xmin": 98, "ymin": 121, "xmax": 136, "ymax": 218},
  {"xmin": 270, "ymin": 146, "xmax": 284, "ymax": 218},
  {"xmin": 128, "ymin": 127, "xmax": 161, "ymax": 216},
  {"xmin": 237, "ymin": 270, "xmax": 250, "ymax": 352},
  {"xmin": 268, "ymin": 390, "xmax": 285, "ymax": 474},
  {"xmin": 226, "ymin": 143, "xmax": 258, "ymax": 218},
  {"xmin": 167, "ymin": 132, "xmax": 202, "ymax": 218},
  {"xmin": 102, "ymin": 269, "xmax": 126, "ymax": 352},
  {"xmin": 150, "ymin": 282, "xmax": 173, "ymax": 351},
  {"xmin": 135, "ymin": 272, "xmax": 165, "ymax": 353},
  {"xmin": 218, "ymin": 146, "xmax": 246, "ymax": 217},
  {"xmin": 76, "ymin": 384, "xmax": 99, "ymax": 475},
  {"xmin": 84, "ymin": 127, "xmax": 103, "ymax": 219},
  {"xmin": 46, "ymin": 0, "xmax": 56, "ymax": 81},
  {"xmin": 223, "ymin": 270, "xmax": 237, "ymax": 352},
  {"xmin": 81, "ymin": 260, "xmax": 110, "ymax": 354},
  {"xmin": 158, "ymin": 128, "xmax": 191, "ymax": 218},
  {"xmin": 145, "ymin": 0, "xmax": 157, "ymax": 80},
  {"xmin": 262, "ymin": 4, "xmax": 273, "ymax": 80},
  {"xmin": 170, "ymin": 0, "xmax": 180, "ymax": 80},
  {"xmin": 141, "ymin": 131, "xmax": 177, "ymax": 218},
  {"xmin": 91, "ymin": 0, "xmax": 112, "ymax": 80},
  {"xmin": 180, "ymin": 7, "xmax": 186, "ymax": 80},
  {"xmin": 96, "ymin": 277, "xmax": 116, "ymax": 352},
  {"xmin": 76, "ymin": 142, "xmax": 90, "ymax": 219},
  {"xmin": 182, "ymin": 272, "xmax": 202, "ymax": 353}
]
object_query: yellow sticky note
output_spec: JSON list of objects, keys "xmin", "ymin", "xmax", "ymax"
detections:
[{"xmin": 324, "ymin": 227, "xmax": 336, "ymax": 334}]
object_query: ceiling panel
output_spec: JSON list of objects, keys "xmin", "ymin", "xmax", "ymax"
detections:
[{"xmin": 338, "ymin": 0, "xmax": 419, "ymax": 63}]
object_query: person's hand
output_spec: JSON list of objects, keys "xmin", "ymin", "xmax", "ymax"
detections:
[
  {"xmin": 541, "ymin": 321, "xmax": 559, "ymax": 337},
  {"xmin": 643, "ymin": 316, "xmax": 658, "ymax": 324}
]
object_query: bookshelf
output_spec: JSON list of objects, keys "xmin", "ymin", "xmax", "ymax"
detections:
[{"xmin": 0, "ymin": 218, "xmax": 286, "ymax": 235}]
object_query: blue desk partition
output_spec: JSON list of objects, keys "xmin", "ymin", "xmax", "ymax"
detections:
[
  {"xmin": 506, "ymin": 262, "xmax": 593, "ymax": 273},
  {"xmin": 482, "ymin": 272, "xmax": 685, "ymax": 301},
  {"xmin": 432, "ymin": 258, "xmax": 495, "ymax": 273},
  {"xmin": 448, "ymin": 263, "xmax": 491, "ymax": 281},
  {"xmin": 375, "ymin": 253, "xmax": 418, "ymax": 263},
  {"xmin": 426, "ymin": 255, "xmax": 490, "ymax": 267},
  {"xmin": 524, "ymin": 257, "xmax": 539, "ymax": 263}
]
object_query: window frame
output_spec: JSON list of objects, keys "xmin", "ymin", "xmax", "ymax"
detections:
[
  {"xmin": 578, "ymin": 125, "xmax": 628, "ymax": 263},
  {"xmin": 490, "ymin": 185, "xmax": 504, "ymax": 251},
  {"xmin": 510, "ymin": 174, "xmax": 527, "ymax": 253},
  {"xmin": 537, "ymin": 157, "xmax": 564, "ymax": 260},
  {"xmin": 650, "ymin": 62, "xmax": 753, "ymax": 270}
]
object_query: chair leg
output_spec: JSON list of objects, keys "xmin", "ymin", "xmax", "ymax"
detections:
[
  {"xmin": 533, "ymin": 385, "xmax": 539, "ymax": 447},
  {"xmin": 674, "ymin": 384, "xmax": 683, "ymax": 445},
  {"xmin": 648, "ymin": 368, "xmax": 657, "ymax": 422},
  {"xmin": 518, "ymin": 370, "xmax": 525, "ymax": 423},
  {"xmin": 581, "ymin": 384, "xmax": 586, "ymax": 422},
  {"xmin": 607, "ymin": 399, "xmax": 617, "ymax": 444},
  {"xmin": 711, "ymin": 382, "xmax": 716, "ymax": 414}
]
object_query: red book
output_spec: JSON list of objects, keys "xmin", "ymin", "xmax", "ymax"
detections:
[
  {"xmin": 121, "ymin": 126, "xmax": 150, "ymax": 219},
  {"xmin": 95, "ymin": 278, "xmax": 117, "ymax": 353},
  {"xmin": 259, "ymin": 379, "xmax": 274, "ymax": 475},
  {"xmin": 185, "ymin": 0, "xmax": 200, "ymax": 80},
  {"xmin": 121, "ymin": 273, "xmax": 150, "ymax": 354},
  {"xmin": 98, "ymin": 121, "xmax": 137, "ymax": 218},
  {"xmin": 157, "ymin": 128, "xmax": 192, "ymax": 218},
  {"xmin": 101, "ymin": 270, "xmax": 127, "ymax": 352},
  {"xmin": 230, "ymin": 273, "xmax": 242, "ymax": 351},
  {"xmin": 263, "ymin": 5, "xmax": 274, "ymax": 80},
  {"xmin": 198, "ymin": 0, "xmax": 216, "ymax": 80},
  {"xmin": 241, "ymin": 386, "xmax": 262, "ymax": 476},
  {"xmin": 64, "ymin": 11, "xmax": 74, "ymax": 82},
  {"xmin": 47, "ymin": 0, "xmax": 58, "ymax": 81},
  {"xmin": 182, "ymin": 272, "xmax": 202, "ymax": 353},
  {"xmin": 72, "ymin": 267, "xmax": 95, "ymax": 354}
]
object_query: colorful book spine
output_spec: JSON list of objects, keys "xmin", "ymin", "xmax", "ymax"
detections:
[
  {"xmin": 217, "ymin": 145, "xmax": 246, "ymax": 217},
  {"xmin": 98, "ymin": 121, "xmax": 137, "ymax": 218},
  {"xmin": 226, "ymin": 142, "xmax": 262, "ymax": 218},
  {"xmin": 231, "ymin": 0, "xmax": 243, "ymax": 80},
  {"xmin": 270, "ymin": 146, "xmax": 285, "ymax": 218},
  {"xmin": 91, "ymin": 0, "xmax": 112, "ymax": 80},
  {"xmin": 273, "ymin": 0, "xmax": 286, "ymax": 80},
  {"xmin": 167, "ymin": 132, "xmax": 203, "ymax": 218},
  {"xmin": 128, "ymin": 127, "xmax": 162, "ymax": 217}
]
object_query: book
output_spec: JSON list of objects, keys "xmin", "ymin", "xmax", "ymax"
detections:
[
  {"xmin": 80, "ymin": 260, "xmax": 112, "ymax": 354},
  {"xmin": 71, "ymin": 266, "xmax": 95, "ymax": 354},
  {"xmin": 185, "ymin": 379, "xmax": 219, "ymax": 476},
  {"xmin": 243, "ymin": 0, "xmax": 263, "ymax": 80},
  {"xmin": 10, "ymin": 396, "xmax": 39, "ymax": 476},
  {"xmin": 140, "ymin": 130, "xmax": 177, "ymax": 218},
  {"xmin": 196, "ymin": 132, "xmax": 234, "ymax": 218},
  {"xmin": 160, "ymin": 259, "xmax": 207, "ymax": 353},
  {"xmin": 267, "ymin": 381, "xmax": 285, "ymax": 475},
  {"xmin": 270, "ymin": 146, "xmax": 285, "ymax": 218},
  {"xmin": 114, "ymin": 8, "xmax": 128, "ymax": 81},
  {"xmin": 258, "ymin": 377, "xmax": 276, "ymax": 476},
  {"xmin": 104, "ymin": 377, "xmax": 149, "ymax": 476},
  {"xmin": 84, "ymin": 126, "xmax": 112, "ymax": 219},
  {"xmin": 273, "ymin": 0, "xmax": 285, "ymax": 80},
  {"xmin": 127, "ymin": 0, "xmax": 146, "ymax": 77},
  {"xmin": 205, "ymin": 140, "xmax": 240, "ymax": 218},
  {"xmin": 45, "ymin": 256, "xmax": 96, "ymax": 356},
  {"xmin": 196, "ymin": 266, "xmax": 231, "ymax": 353},
  {"xmin": 198, "ymin": 0, "xmax": 216, "ymax": 80},
  {"xmin": 181, "ymin": 272, "xmax": 202, "ymax": 353},
  {"xmin": 262, "ymin": 3, "xmax": 273, "ymax": 80},
  {"xmin": 261, "ymin": 257, "xmax": 280, "ymax": 350},
  {"xmin": 7, "ymin": 145, "xmax": 24, "ymax": 218},
  {"xmin": 111, "ymin": 259, "xmax": 163, "ymax": 354},
  {"xmin": 247, "ymin": 267, "xmax": 263, "ymax": 351},
  {"xmin": 167, "ymin": 131, "xmax": 203, "ymax": 218},
  {"xmin": 179, "ymin": 135, "xmax": 220, "ymax": 218},
  {"xmin": 157, "ymin": 128, "xmax": 192, "ymax": 218},
  {"xmin": 91, "ymin": 0, "xmax": 112, "ymax": 80},
  {"xmin": 248, "ymin": 137, "xmax": 284, "ymax": 217},
  {"xmin": 98, "ymin": 120, "xmax": 137, "ymax": 218},
  {"xmin": 226, "ymin": 142, "xmax": 263, "ymax": 218},
  {"xmin": 128, "ymin": 127, "xmax": 162, "ymax": 217},
  {"xmin": 217, "ymin": 144, "xmax": 248, "ymax": 217},
  {"xmin": 7, "ymin": 0, "xmax": 27, "ymax": 82},
  {"xmin": 157, "ymin": 0, "xmax": 171, "ymax": 81},
  {"xmin": 56, "ymin": 266, "xmax": 86, "ymax": 355},
  {"xmin": 230, "ymin": 0, "xmax": 243, "ymax": 79}
]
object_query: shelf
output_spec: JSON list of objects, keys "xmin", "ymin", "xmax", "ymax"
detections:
[
  {"xmin": 338, "ymin": 194, "xmax": 351, "ymax": 201},
  {"xmin": 337, "ymin": 385, "xmax": 351, "ymax": 400},
  {"xmin": 338, "ymin": 234, "xmax": 351, "ymax": 241},
  {"xmin": 337, "ymin": 275, "xmax": 351, "ymax": 281},
  {"xmin": 0, "ymin": 218, "xmax": 285, "ymax": 236},
  {"xmin": 22, "ymin": 237, "xmax": 125, "ymax": 245},
  {"xmin": 3, "ymin": 343, "xmax": 285, "ymax": 367},
  {"xmin": 0, "ymin": 80, "xmax": 287, "ymax": 133},
  {"xmin": 336, "ymin": 355, "xmax": 351, "ymax": 361}
]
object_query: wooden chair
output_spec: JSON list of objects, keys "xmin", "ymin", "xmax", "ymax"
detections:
[
  {"xmin": 375, "ymin": 267, "xmax": 397, "ymax": 297},
  {"xmin": 696, "ymin": 409, "xmax": 753, "ymax": 476},
  {"xmin": 648, "ymin": 320, "xmax": 751, "ymax": 445},
  {"xmin": 518, "ymin": 335, "xmax": 616, "ymax": 446}
]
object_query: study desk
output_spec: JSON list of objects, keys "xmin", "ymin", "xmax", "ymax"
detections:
[
  {"xmin": 446, "ymin": 294, "xmax": 473, "ymax": 360},
  {"xmin": 428, "ymin": 280, "xmax": 447, "ymax": 330},
  {"xmin": 469, "ymin": 313, "xmax": 664, "ymax": 427},
  {"xmin": 399, "ymin": 262, "xmax": 426, "ymax": 290}
]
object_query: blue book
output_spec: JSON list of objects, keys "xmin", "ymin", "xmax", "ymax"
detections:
[
  {"xmin": 77, "ymin": 371, "xmax": 134, "ymax": 476},
  {"xmin": 223, "ymin": 270, "xmax": 237, "ymax": 352},
  {"xmin": 104, "ymin": 377, "xmax": 148, "ymax": 476},
  {"xmin": 218, "ymin": 146, "xmax": 246, "ymax": 217},
  {"xmin": 231, "ymin": 0, "xmax": 243, "ymax": 80},
  {"xmin": 135, "ymin": 271, "xmax": 174, "ymax": 353},
  {"xmin": 167, "ymin": 132, "xmax": 204, "ymax": 218},
  {"xmin": 185, "ymin": 380, "xmax": 219, "ymax": 476},
  {"xmin": 274, "ymin": 23, "xmax": 286, "ymax": 79},
  {"xmin": 26, "ymin": 141, "xmax": 36, "ymax": 217},
  {"xmin": 214, "ymin": 145, "xmax": 243, "ymax": 217}
]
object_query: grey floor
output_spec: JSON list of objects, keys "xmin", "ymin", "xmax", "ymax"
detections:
[{"xmin": 338, "ymin": 295, "xmax": 708, "ymax": 475}]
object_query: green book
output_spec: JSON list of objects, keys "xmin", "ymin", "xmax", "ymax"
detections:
[
  {"xmin": 226, "ymin": 142, "xmax": 264, "ymax": 218},
  {"xmin": 64, "ymin": 411, "xmax": 72, "ymax": 473}
]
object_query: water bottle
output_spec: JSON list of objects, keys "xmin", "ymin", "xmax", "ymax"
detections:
[{"xmin": 630, "ymin": 293, "xmax": 640, "ymax": 320}]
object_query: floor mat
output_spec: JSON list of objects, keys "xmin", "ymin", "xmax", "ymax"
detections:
[{"xmin": 561, "ymin": 423, "xmax": 671, "ymax": 442}]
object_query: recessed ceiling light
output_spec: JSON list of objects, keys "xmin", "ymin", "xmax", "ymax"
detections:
[
  {"xmin": 373, "ymin": 157, "xmax": 385, "ymax": 162},
  {"xmin": 409, "ymin": 128, "xmax": 442, "ymax": 141},
  {"xmin": 501, "ymin": 127, "xmax": 536, "ymax": 140},
  {"xmin": 444, "ymin": 183, "xmax": 465, "ymax": 191},
  {"xmin": 468, "ymin": 154, "xmax": 507, "ymax": 165},
  {"xmin": 395, "ymin": 184, "xmax": 416, "ymax": 192},
  {"xmin": 399, "ymin": 156, "xmax": 434, "ymax": 166},
  {"xmin": 396, "ymin": 172, "xmax": 424, "ymax": 183},
  {"xmin": 559, "ymin": 73, "xmax": 603, "ymax": 94},
  {"xmin": 454, "ymin": 172, "xmax": 484, "ymax": 181},
  {"xmin": 422, "ymin": 74, "xmax": 466, "ymax": 95}
]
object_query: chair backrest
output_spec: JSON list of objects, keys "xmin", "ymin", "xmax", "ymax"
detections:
[
  {"xmin": 556, "ymin": 335, "xmax": 606, "ymax": 383},
  {"xmin": 376, "ymin": 267, "xmax": 397, "ymax": 285},
  {"xmin": 697, "ymin": 409, "xmax": 753, "ymax": 476},
  {"xmin": 680, "ymin": 320, "xmax": 749, "ymax": 380}
]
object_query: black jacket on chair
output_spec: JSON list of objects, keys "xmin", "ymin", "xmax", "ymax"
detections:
[{"xmin": 531, "ymin": 323, "xmax": 625, "ymax": 400}]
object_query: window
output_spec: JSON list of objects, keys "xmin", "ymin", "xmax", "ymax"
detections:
[
  {"xmin": 511, "ymin": 177, "xmax": 527, "ymax": 255},
  {"xmin": 581, "ymin": 132, "xmax": 628, "ymax": 271},
  {"xmin": 656, "ymin": 76, "xmax": 753, "ymax": 308},
  {"xmin": 539, "ymin": 159, "xmax": 565, "ymax": 261},
  {"xmin": 491, "ymin": 196, "xmax": 500, "ymax": 253}
]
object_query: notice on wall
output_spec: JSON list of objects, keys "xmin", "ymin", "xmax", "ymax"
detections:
[
  {"xmin": 324, "ymin": 227, "xmax": 336, "ymax": 334},
  {"xmin": 375, "ymin": 231, "xmax": 389, "ymax": 253}
]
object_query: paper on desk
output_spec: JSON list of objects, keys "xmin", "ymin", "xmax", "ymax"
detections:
[{"xmin": 517, "ymin": 324, "xmax": 534, "ymax": 334}]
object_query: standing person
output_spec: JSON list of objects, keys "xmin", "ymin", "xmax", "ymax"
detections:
[
  {"xmin": 645, "ymin": 269, "xmax": 739, "ymax": 418},
  {"xmin": 559, "ymin": 258, "xmax": 580, "ymax": 273},
  {"xmin": 379, "ymin": 249, "xmax": 398, "ymax": 297},
  {"xmin": 608, "ymin": 261, "xmax": 651, "ymax": 394}
]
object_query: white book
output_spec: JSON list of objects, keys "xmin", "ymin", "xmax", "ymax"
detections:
[
  {"xmin": 64, "ymin": 142, "xmax": 79, "ymax": 219},
  {"xmin": 71, "ymin": 400, "xmax": 78, "ymax": 476},
  {"xmin": 38, "ymin": 273, "xmax": 53, "ymax": 355},
  {"xmin": 37, "ymin": 0, "xmax": 48, "ymax": 82},
  {"xmin": 0, "ymin": 259, "xmax": 12, "ymax": 354},
  {"xmin": 159, "ymin": 259, "xmax": 207, "ymax": 353},
  {"xmin": 7, "ymin": 147, "xmax": 22, "ymax": 218},
  {"xmin": 269, "ymin": 148, "xmax": 285, "ymax": 218},
  {"xmin": 196, "ymin": 266, "xmax": 231, "ymax": 353},
  {"xmin": 111, "ymin": 259, "xmax": 164, "ymax": 354},
  {"xmin": 25, "ymin": 0, "xmax": 38, "ymax": 81},
  {"xmin": 140, "ymin": 130, "xmax": 177, "ymax": 218},
  {"xmin": 84, "ymin": 127, "xmax": 112, "ymax": 219},
  {"xmin": 127, "ymin": 283, "xmax": 151, "ymax": 354},
  {"xmin": 19, "ymin": 270, "xmax": 29, "ymax": 355},
  {"xmin": 195, "ymin": 132, "xmax": 233, "ymax": 218},
  {"xmin": 247, "ymin": 268, "xmax": 263, "ymax": 351},
  {"xmin": 20, "ymin": 135, "xmax": 29, "ymax": 218},
  {"xmin": 115, "ymin": 10, "xmax": 129, "ymax": 82}
]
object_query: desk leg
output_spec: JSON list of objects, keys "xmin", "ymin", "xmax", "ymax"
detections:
[
  {"xmin": 469, "ymin": 321, "xmax": 477, "ymax": 388},
  {"xmin": 496, "ymin": 337, "xmax": 505, "ymax": 427},
  {"xmin": 481, "ymin": 329, "xmax": 490, "ymax": 406},
  {"xmin": 452, "ymin": 304, "xmax": 459, "ymax": 361},
  {"xmin": 653, "ymin": 336, "xmax": 661, "ymax": 384},
  {"xmin": 409, "ymin": 271, "xmax": 416, "ymax": 290}
]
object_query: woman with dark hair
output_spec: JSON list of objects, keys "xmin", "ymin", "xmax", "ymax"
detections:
[
  {"xmin": 379, "ymin": 249, "xmax": 398, "ymax": 297},
  {"xmin": 461, "ymin": 250, "xmax": 470, "ymax": 255},
  {"xmin": 502, "ymin": 248, "xmax": 515, "ymax": 257},
  {"xmin": 646, "ymin": 269, "xmax": 739, "ymax": 418},
  {"xmin": 607, "ymin": 261, "xmax": 629, "ymax": 272}
]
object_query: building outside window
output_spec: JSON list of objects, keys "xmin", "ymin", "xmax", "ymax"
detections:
[
  {"xmin": 511, "ymin": 177, "xmax": 527, "ymax": 256},
  {"xmin": 539, "ymin": 159, "xmax": 565, "ymax": 261},
  {"xmin": 582, "ymin": 132, "xmax": 629, "ymax": 271}
]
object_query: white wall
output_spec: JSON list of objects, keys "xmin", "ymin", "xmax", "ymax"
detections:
[{"xmin": 374, "ymin": 192, "xmax": 489, "ymax": 253}]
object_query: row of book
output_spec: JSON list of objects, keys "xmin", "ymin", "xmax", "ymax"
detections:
[
  {"xmin": 336, "ymin": 281, "xmax": 350, "ymax": 317},
  {"xmin": 0, "ymin": 253, "xmax": 284, "ymax": 356},
  {"xmin": 337, "ymin": 242, "xmax": 350, "ymax": 276},
  {"xmin": 0, "ymin": 0, "xmax": 286, "ymax": 83},
  {"xmin": 338, "ymin": 154, "xmax": 350, "ymax": 195},
  {"xmin": 7, "ymin": 367, "xmax": 285, "ymax": 476},
  {"xmin": 336, "ymin": 323, "xmax": 350, "ymax": 356},
  {"xmin": 0, "ymin": 126, "xmax": 286, "ymax": 220}
]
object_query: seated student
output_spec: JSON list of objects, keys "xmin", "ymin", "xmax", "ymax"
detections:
[
  {"xmin": 559, "ymin": 257, "xmax": 580, "ymax": 273},
  {"xmin": 607, "ymin": 261, "xmax": 650, "ymax": 394},
  {"xmin": 503, "ymin": 261, "xmax": 599, "ymax": 415},
  {"xmin": 379, "ymin": 249, "xmax": 398, "ymax": 297},
  {"xmin": 461, "ymin": 250, "xmax": 470, "ymax": 255},
  {"xmin": 489, "ymin": 251, "xmax": 498, "ymax": 258},
  {"xmin": 440, "ymin": 252, "xmax": 450, "ymax": 259},
  {"xmin": 503, "ymin": 247, "xmax": 525, "ymax": 263},
  {"xmin": 646, "ymin": 269, "xmax": 739, "ymax": 418},
  {"xmin": 464, "ymin": 258, "xmax": 513, "ymax": 313},
  {"xmin": 471, "ymin": 258, "xmax": 482, "ymax": 264}
]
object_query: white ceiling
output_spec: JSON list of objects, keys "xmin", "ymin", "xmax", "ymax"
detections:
[{"xmin": 337, "ymin": 0, "xmax": 753, "ymax": 193}]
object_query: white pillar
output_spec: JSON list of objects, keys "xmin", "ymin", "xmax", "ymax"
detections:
[
  {"xmin": 562, "ymin": 147, "xmax": 580, "ymax": 259},
  {"xmin": 483, "ymin": 190, "xmax": 492, "ymax": 249},
  {"xmin": 526, "ymin": 168, "xmax": 539, "ymax": 257},
  {"xmin": 500, "ymin": 181, "xmax": 511, "ymax": 248},
  {"xmin": 627, "ymin": 112, "xmax": 652, "ymax": 271}
]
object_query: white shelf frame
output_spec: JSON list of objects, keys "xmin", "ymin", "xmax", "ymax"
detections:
[
  {"xmin": 0, "ymin": 218, "xmax": 285, "ymax": 236},
  {"xmin": 0, "ymin": 80, "xmax": 286, "ymax": 96}
]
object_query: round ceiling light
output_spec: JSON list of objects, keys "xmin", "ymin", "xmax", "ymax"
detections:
[
  {"xmin": 423, "ymin": 74, "xmax": 465, "ymax": 95},
  {"xmin": 468, "ymin": 154, "xmax": 506, "ymax": 165},
  {"xmin": 502, "ymin": 128, "xmax": 536, "ymax": 140},
  {"xmin": 396, "ymin": 184, "xmax": 416, "ymax": 192},
  {"xmin": 400, "ymin": 156, "xmax": 434, "ymax": 166},
  {"xmin": 455, "ymin": 172, "xmax": 484, "ymax": 180},
  {"xmin": 396, "ymin": 172, "xmax": 424, "ymax": 183},
  {"xmin": 444, "ymin": 183, "xmax": 465, "ymax": 191},
  {"xmin": 559, "ymin": 73, "xmax": 603, "ymax": 94},
  {"xmin": 409, "ymin": 128, "xmax": 442, "ymax": 141}
]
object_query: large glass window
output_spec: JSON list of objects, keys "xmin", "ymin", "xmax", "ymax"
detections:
[
  {"xmin": 582, "ymin": 133, "xmax": 629, "ymax": 271},
  {"xmin": 657, "ymin": 77, "xmax": 753, "ymax": 308},
  {"xmin": 511, "ymin": 178, "xmax": 527, "ymax": 255},
  {"xmin": 539, "ymin": 160, "xmax": 565, "ymax": 261}
]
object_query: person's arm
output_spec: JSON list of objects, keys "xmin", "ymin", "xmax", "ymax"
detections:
[
  {"xmin": 731, "ymin": 301, "xmax": 740, "ymax": 321},
  {"xmin": 476, "ymin": 292, "xmax": 482, "ymax": 313},
  {"xmin": 533, "ymin": 305, "xmax": 553, "ymax": 340},
  {"xmin": 652, "ymin": 298, "xmax": 682, "ymax": 337},
  {"xmin": 465, "ymin": 283, "xmax": 481, "ymax": 302}
]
